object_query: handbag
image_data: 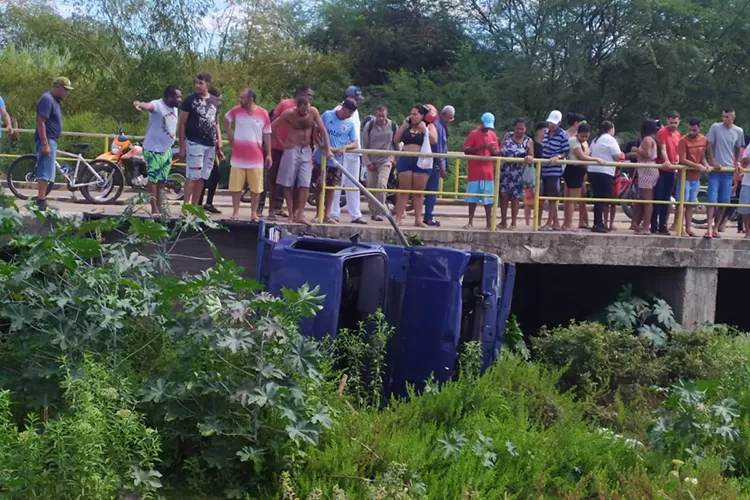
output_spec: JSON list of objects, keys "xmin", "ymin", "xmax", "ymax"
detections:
[
  {"xmin": 522, "ymin": 164, "xmax": 536, "ymax": 189},
  {"xmin": 416, "ymin": 128, "xmax": 433, "ymax": 170}
]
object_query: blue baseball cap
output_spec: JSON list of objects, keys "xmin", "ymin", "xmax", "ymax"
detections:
[
  {"xmin": 345, "ymin": 86, "xmax": 363, "ymax": 102},
  {"xmin": 481, "ymin": 112, "xmax": 495, "ymax": 129}
]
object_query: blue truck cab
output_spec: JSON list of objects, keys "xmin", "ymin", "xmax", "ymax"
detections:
[{"xmin": 256, "ymin": 222, "xmax": 516, "ymax": 395}]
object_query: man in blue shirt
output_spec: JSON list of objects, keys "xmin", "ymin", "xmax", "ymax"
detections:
[
  {"xmin": 540, "ymin": 110, "xmax": 569, "ymax": 230},
  {"xmin": 313, "ymin": 98, "xmax": 359, "ymax": 224},
  {"xmin": 34, "ymin": 77, "xmax": 73, "ymax": 210},
  {"xmin": 0, "ymin": 94, "xmax": 12, "ymax": 154},
  {"xmin": 424, "ymin": 105, "xmax": 454, "ymax": 226}
]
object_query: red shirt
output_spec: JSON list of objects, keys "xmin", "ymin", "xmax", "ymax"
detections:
[
  {"xmin": 224, "ymin": 105, "xmax": 271, "ymax": 169},
  {"xmin": 271, "ymin": 98, "xmax": 296, "ymax": 151},
  {"xmin": 657, "ymin": 127, "xmax": 680, "ymax": 172},
  {"xmin": 463, "ymin": 128, "xmax": 498, "ymax": 181}
]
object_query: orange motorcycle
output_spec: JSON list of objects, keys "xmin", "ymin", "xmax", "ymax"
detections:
[{"xmin": 97, "ymin": 117, "xmax": 186, "ymax": 200}]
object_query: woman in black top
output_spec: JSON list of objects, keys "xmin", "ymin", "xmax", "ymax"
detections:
[{"xmin": 393, "ymin": 105, "xmax": 438, "ymax": 226}]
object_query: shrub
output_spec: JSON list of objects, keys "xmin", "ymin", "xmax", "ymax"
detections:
[
  {"xmin": 532, "ymin": 322, "xmax": 659, "ymax": 400},
  {"xmin": 0, "ymin": 357, "xmax": 162, "ymax": 499}
]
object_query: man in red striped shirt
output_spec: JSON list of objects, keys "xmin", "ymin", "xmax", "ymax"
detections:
[{"xmin": 223, "ymin": 88, "xmax": 272, "ymax": 221}]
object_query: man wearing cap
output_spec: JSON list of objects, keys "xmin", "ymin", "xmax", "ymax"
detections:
[
  {"xmin": 33, "ymin": 77, "xmax": 73, "ymax": 210},
  {"xmin": 424, "ymin": 105, "xmax": 455, "ymax": 226},
  {"xmin": 314, "ymin": 98, "xmax": 359, "ymax": 224},
  {"xmin": 330, "ymin": 86, "xmax": 367, "ymax": 224},
  {"xmin": 463, "ymin": 112, "xmax": 498, "ymax": 229},
  {"xmin": 540, "ymin": 110, "xmax": 569, "ymax": 230},
  {"xmin": 0, "ymin": 93, "xmax": 12, "ymax": 154}
]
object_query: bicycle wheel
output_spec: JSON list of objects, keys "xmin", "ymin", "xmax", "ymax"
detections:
[
  {"xmin": 241, "ymin": 187, "xmax": 252, "ymax": 203},
  {"xmin": 80, "ymin": 159, "xmax": 124, "ymax": 204},
  {"xmin": 6, "ymin": 154, "xmax": 54, "ymax": 200},
  {"xmin": 165, "ymin": 166, "xmax": 186, "ymax": 201},
  {"xmin": 691, "ymin": 190, "xmax": 708, "ymax": 225}
]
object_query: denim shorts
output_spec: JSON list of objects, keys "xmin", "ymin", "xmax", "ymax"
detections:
[
  {"xmin": 678, "ymin": 179, "xmax": 700, "ymax": 203},
  {"xmin": 739, "ymin": 185, "xmax": 750, "ymax": 215},
  {"xmin": 186, "ymin": 141, "xmax": 216, "ymax": 181},
  {"xmin": 707, "ymin": 172, "xmax": 733, "ymax": 204},
  {"xmin": 396, "ymin": 156, "xmax": 428, "ymax": 175},
  {"xmin": 35, "ymin": 139, "xmax": 57, "ymax": 182}
]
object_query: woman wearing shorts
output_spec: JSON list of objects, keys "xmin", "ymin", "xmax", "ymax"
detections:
[
  {"xmin": 393, "ymin": 104, "xmax": 438, "ymax": 226},
  {"xmin": 631, "ymin": 119, "xmax": 660, "ymax": 235},
  {"xmin": 563, "ymin": 123, "xmax": 605, "ymax": 230},
  {"xmin": 498, "ymin": 118, "xmax": 534, "ymax": 230}
]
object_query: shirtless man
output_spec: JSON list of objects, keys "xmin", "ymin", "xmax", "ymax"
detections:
[{"xmin": 272, "ymin": 95, "xmax": 332, "ymax": 225}]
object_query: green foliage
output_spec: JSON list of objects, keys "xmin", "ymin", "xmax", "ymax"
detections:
[
  {"xmin": 503, "ymin": 314, "xmax": 530, "ymax": 360},
  {"xmin": 0, "ymin": 357, "xmax": 161, "ymax": 499},
  {"xmin": 456, "ymin": 341, "xmax": 482, "ymax": 380},
  {"xmin": 323, "ymin": 309, "xmax": 395, "ymax": 409},
  {"xmin": 606, "ymin": 285, "xmax": 679, "ymax": 349},
  {"xmin": 532, "ymin": 321, "xmax": 659, "ymax": 399}
]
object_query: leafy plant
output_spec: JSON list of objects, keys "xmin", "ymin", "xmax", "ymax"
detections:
[
  {"xmin": 503, "ymin": 314, "xmax": 530, "ymax": 360},
  {"xmin": 457, "ymin": 341, "xmax": 482, "ymax": 380},
  {"xmin": 323, "ymin": 309, "xmax": 395, "ymax": 409},
  {"xmin": 0, "ymin": 357, "xmax": 161, "ymax": 499},
  {"xmin": 650, "ymin": 380, "xmax": 743, "ymax": 473},
  {"xmin": 605, "ymin": 285, "xmax": 679, "ymax": 349}
]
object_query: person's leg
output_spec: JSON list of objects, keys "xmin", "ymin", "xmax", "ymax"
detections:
[
  {"xmin": 510, "ymin": 199, "xmax": 520, "ymax": 228},
  {"xmin": 343, "ymin": 156, "xmax": 363, "ymax": 222},
  {"xmin": 589, "ymin": 172, "xmax": 605, "ymax": 229},
  {"xmin": 184, "ymin": 141, "xmax": 204, "ymax": 206},
  {"xmin": 578, "ymin": 175, "xmax": 589, "ymax": 228},
  {"xmin": 203, "ymin": 160, "xmax": 220, "ymax": 212},
  {"xmin": 650, "ymin": 171, "xmax": 665, "ymax": 232},
  {"xmin": 705, "ymin": 173, "xmax": 719, "ymax": 237},
  {"xmin": 195, "ymin": 145, "xmax": 215, "ymax": 211},
  {"xmin": 563, "ymin": 187, "xmax": 581, "ymax": 230},
  {"xmin": 295, "ymin": 149, "xmax": 314, "ymax": 225},
  {"xmin": 483, "ymin": 202, "xmax": 493, "ymax": 230},
  {"xmin": 423, "ymin": 166, "xmax": 441, "ymax": 225},
  {"xmin": 366, "ymin": 166, "xmax": 380, "ymax": 218},
  {"xmin": 717, "ymin": 173, "xmax": 732, "ymax": 232},
  {"xmin": 524, "ymin": 190, "xmax": 532, "ymax": 226},
  {"xmin": 468, "ymin": 203, "xmax": 477, "ymax": 227},
  {"xmin": 228, "ymin": 167, "xmax": 244, "ymax": 220},
  {"xmin": 35, "ymin": 138, "xmax": 56, "ymax": 208},
  {"xmin": 412, "ymin": 172, "xmax": 429, "ymax": 227},
  {"xmin": 323, "ymin": 166, "xmax": 343, "ymax": 223},
  {"xmin": 246, "ymin": 168, "xmax": 263, "ymax": 221},
  {"xmin": 499, "ymin": 192, "xmax": 509, "ymax": 228},
  {"xmin": 395, "ymin": 160, "xmax": 413, "ymax": 223},
  {"xmin": 684, "ymin": 180, "xmax": 698, "ymax": 236},
  {"xmin": 267, "ymin": 149, "xmax": 283, "ymax": 219},
  {"xmin": 541, "ymin": 177, "xmax": 553, "ymax": 227},
  {"xmin": 662, "ymin": 171, "xmax": 676, "ymax": 231},
  {"xmin": 637, "ymin": 188, "xmax": 654, "ymax": 235}
]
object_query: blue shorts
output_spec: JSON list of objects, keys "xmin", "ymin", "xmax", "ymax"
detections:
[
  {"xmin": 706, "ymin": 172, "xmax": 733, "ymax": 204},
  {"xmin": 466, "ymin": 180, "xmax": 495, "ymax": 205},
  {"xmin": 678, "ymin": 179, "xmax": 700, "ymax": 203},
  {"xmin": 396, "ymin": 156, "xmax": 428, "ymax": 175},
  {"xmin": 35, "ymin": 139, "xmax": 57, "ymax": 182},
  {"xmin": 739, "ymin": 185, "xmax": 750, "ymax": 215}
]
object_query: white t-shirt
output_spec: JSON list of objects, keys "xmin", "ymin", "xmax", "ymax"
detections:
[
  {"xmin": 143, "ymin": 99, "xmax": 178, "ymax": 153},
  {"xmin": 741, "ymin": 147, "xmax": 750, "ymax": 187},
  {"xmin": 589, "ymin": 133, "xmax": 622, "ymax": 176}
]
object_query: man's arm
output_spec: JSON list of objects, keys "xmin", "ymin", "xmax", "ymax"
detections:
[
  {"xmin": 312, "ymin": 110, "xmax": 332, "ymax": 157},
  {"xmin": 659, "ymin": 143, "xmax": 671, "ymax": 165},
  {"xmin": 36, "ymin": 115, "xmax": 50, "ymax": 156},
  {"xmin": 178, "ymin": 110, "xmax": 188, "ymax": 160},
  {"xmin": 678, "ymin": 142, "xmax": 706, "ymax": 171},
  {"xmin": 215, "ymin": 112, "xmax": 224, "ymax": 161},
  {"xmin": 0, "ymin": 106, "xmax": 12, "ymax": 135},
  {"xmin": 361, "ymin": 121, "xmax": 372, "ymax": 166},
  {"xmin": 271, "ymin": 109, "xmax": 290, "ymax": 135},
  {"xmin": 263, "ymin": 133, "xmax": 272, "ymax": 167},
  {"xmin": 133, "ymin": 100, "xmax": 155, "ymax": 112}
]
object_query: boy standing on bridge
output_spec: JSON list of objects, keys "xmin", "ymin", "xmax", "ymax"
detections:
[
  {"xmin": 34, "ymin": 77, "xmax": 73, "ymax": 211},
  {"xmin": 134, "ymin": 85, "xmax": 183, "ymax": 215}
]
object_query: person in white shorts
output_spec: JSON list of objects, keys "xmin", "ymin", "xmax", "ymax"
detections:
[
  {"xmin": 272, "ymin": 95, "xmax": 331, "ymax": 225},
  {"xmin": 178, "ymin": 72, "xmax": 223, "ymax": 206}
]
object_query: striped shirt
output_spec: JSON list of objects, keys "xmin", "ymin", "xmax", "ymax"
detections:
[{"xmin": 541, "ymin": 128, "xmax": 570, "ymax": 177}]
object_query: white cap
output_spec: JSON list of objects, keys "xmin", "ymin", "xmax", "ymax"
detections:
[{"xmin": 546, "ymin": 110, "xmax": 563, "ymax": 125}]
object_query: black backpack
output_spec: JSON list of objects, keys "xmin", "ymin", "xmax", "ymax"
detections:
[{"xmin": 363, "ymin": 115, "xmax": 397, "ymax": 138}]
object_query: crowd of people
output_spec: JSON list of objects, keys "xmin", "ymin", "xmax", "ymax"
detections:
[{"xmin": 12, "ymin": 75, "xmax": 750, "ymax": 238}]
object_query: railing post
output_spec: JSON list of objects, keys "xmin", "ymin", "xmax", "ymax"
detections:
[
  {"xmin": 318, "ymin": 156, "xmax": 327, "ymax": 223},
  {"xmin": 438, "ymin": 177, "xmax": 444, "ymax": 199},
  {"xmin": 676, "ymin": 167, "xmax": 686, "ymax": 237},
  {"xmin": 104, "ymin": 135, "xmax": 109, "ymax": 154},
  {"xmin": 491, "ymin": 158, "xmax": 501, "ymax": 231},
  {"xmin": 454, "ymin": 158, "xmax": 460, "ymax": 198},
  {"xmin": 533, "ymin": 159, "xmax": 542, "ymax": 231}
]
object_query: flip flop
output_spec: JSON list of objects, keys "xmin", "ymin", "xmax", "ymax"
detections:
[
  {"xmin": 538, "ymin": 226, "xmax": 553, "ymax": 232},
  {"xmin": 324, "ymin": 218, "xmax": 339, "ymax": 224},
  {"xmin": 703, "ymin": 234, "xmax": 713, "ymax": 240},
  {"xmin": 463, "ymin": 224, "xmax": 474, "ymax": 229},
  {"xmin": 712, "ymin": 231, "xmax": 721, "ymax": 239}
]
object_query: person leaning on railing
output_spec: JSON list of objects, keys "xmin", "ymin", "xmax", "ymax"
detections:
[
  {"xmin": 563, "ymin": 123, "xmax": 605, "ymax": 231},
  {"xmin": 629, "ymin": 119, "xmax": 660, "ymax": 236},
  {"xmin": 393, "ymin": 104, "xmax": 438, "ymax": 227},
  {"xmin": 676, "ymin": 119, "xmax": 709, "ymax": 238},
  {"xmin": 463, "ymin": 113, "xmax": 498, "ymax": 230},
  {"xmin": 498, "ymin": 118, "xmax": 534, "ymax": 230}
]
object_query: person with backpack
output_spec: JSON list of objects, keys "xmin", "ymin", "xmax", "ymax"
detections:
[{"xmin": 362, "ymin": 105, "xmax": 399, "ymax": 221}]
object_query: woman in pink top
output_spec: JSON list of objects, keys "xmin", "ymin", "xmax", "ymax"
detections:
[{"xmin": 630, "ymin": 119, "xmax": 660, "ymax": 235}]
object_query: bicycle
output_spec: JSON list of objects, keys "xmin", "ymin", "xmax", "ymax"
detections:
[{"xmin": 6, "ymin": 143, "xmax": 124, "ymax": 204}]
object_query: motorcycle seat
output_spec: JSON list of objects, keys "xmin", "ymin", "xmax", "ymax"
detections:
[{"xmin": 71, "ymin": 143, "xmax": 90, "ymax": 152}]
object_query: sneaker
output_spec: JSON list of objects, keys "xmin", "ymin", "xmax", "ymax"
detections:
[
  {"xmin": 424, "ymin": 219, "xmax": 441, "ymax": 227},
  {"xmin": 204, "ymin": 204, "xmax": 222, "ymax": 214},
  {"xmin": 658, "ymin": 225, "xmax": 670, "ymax": 236},
  {"xmin": 591, "ymin": 225, "xmax": 608, "ymax": 234},
  {"xmin": 352, "ymin": 218, "xmax": 368, "ymax": 225},
  {"xmin": 35, "ymin": 198, "xmax": 48, "ymax": 211}
]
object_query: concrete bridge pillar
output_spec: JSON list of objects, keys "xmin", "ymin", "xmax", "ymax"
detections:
[{"xmin": 646, "ymin": 267, "xmax": 718, "ymax": 329}]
